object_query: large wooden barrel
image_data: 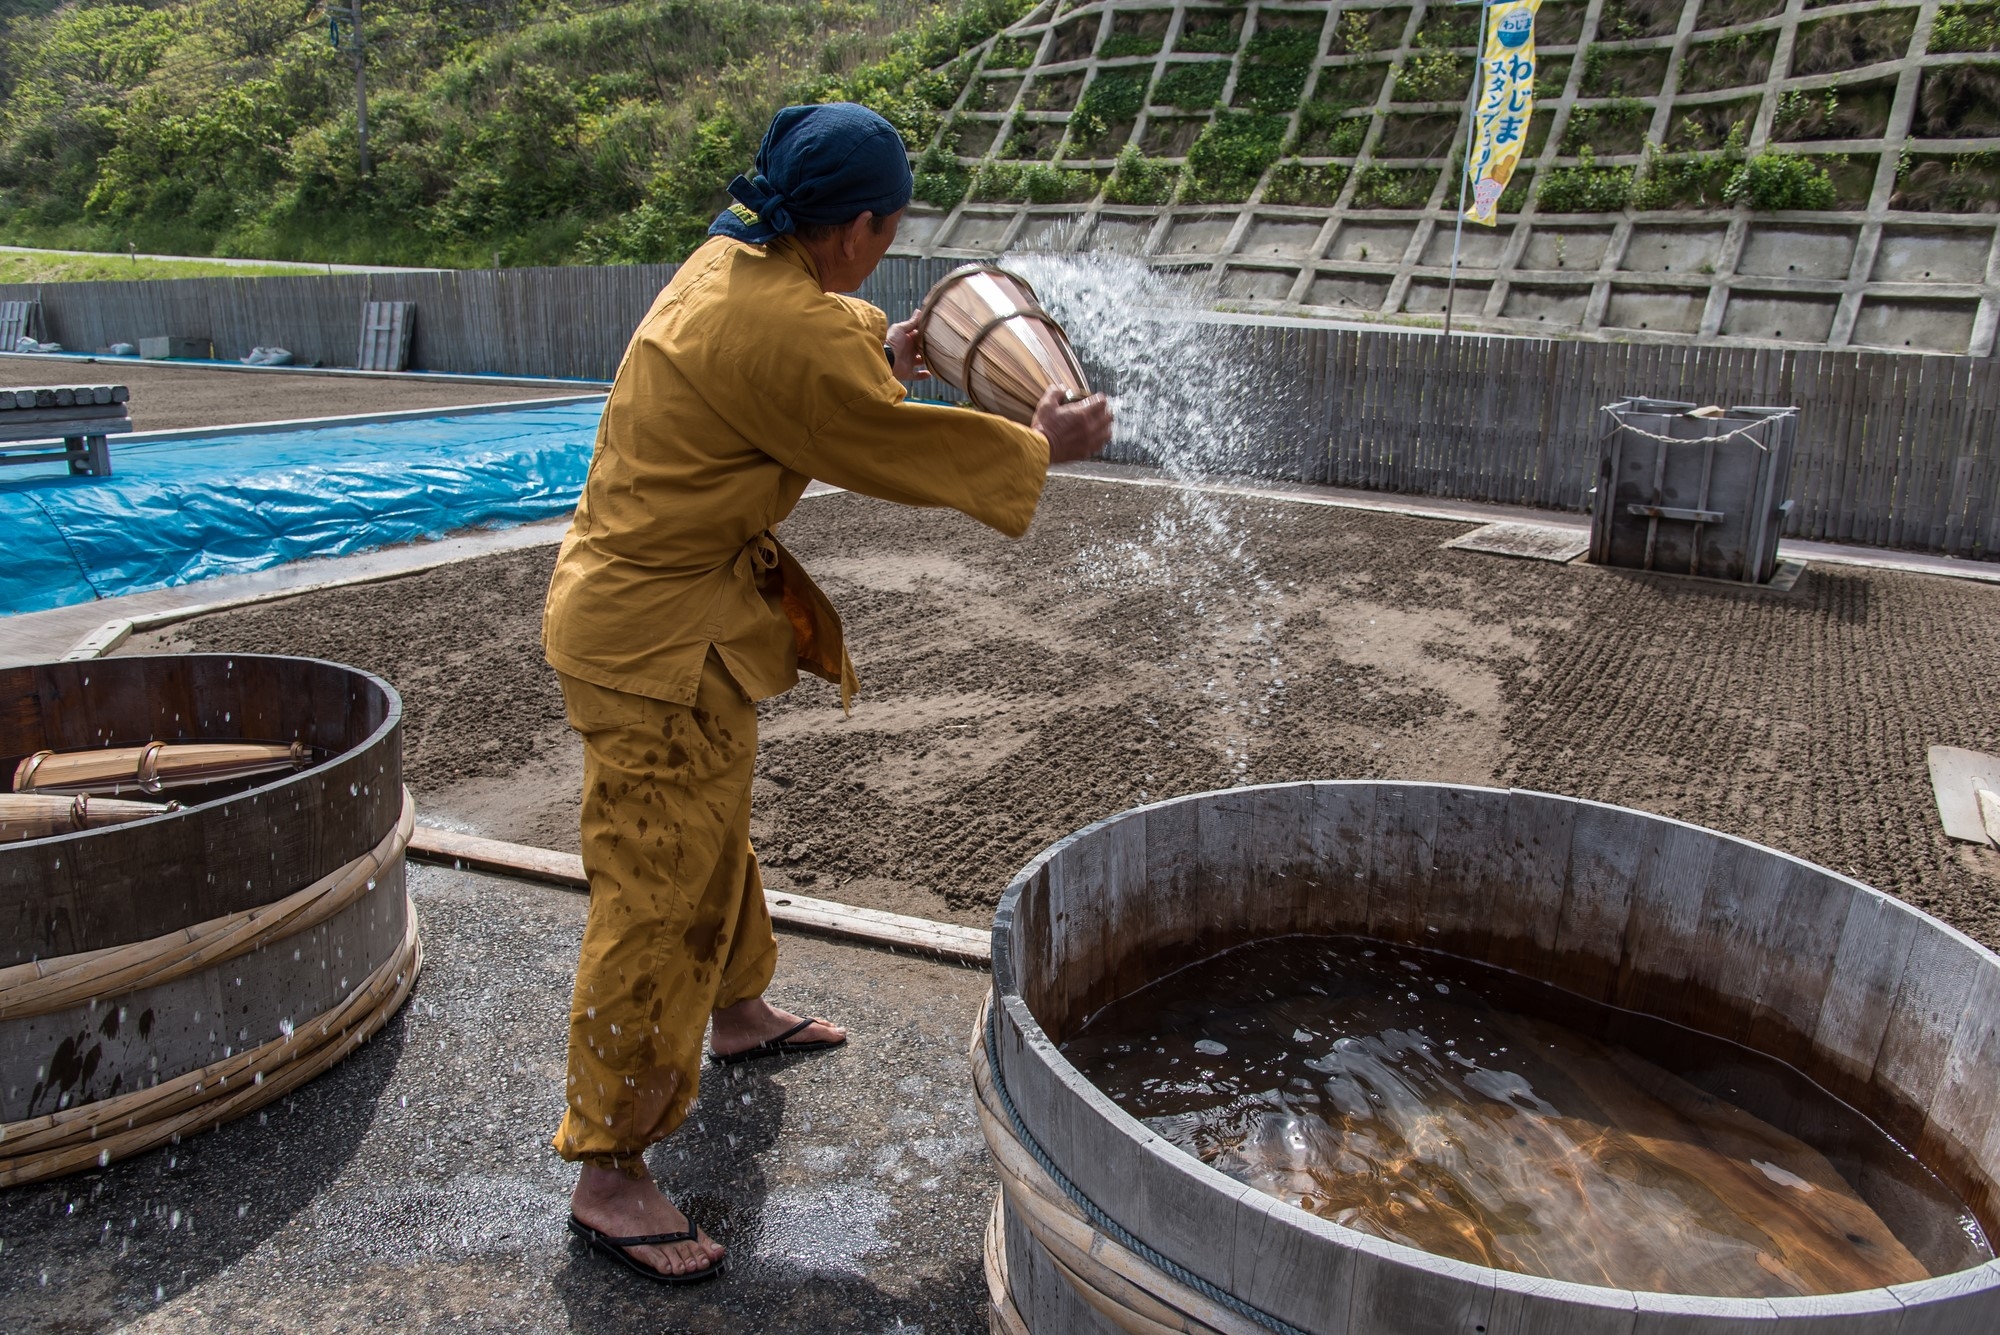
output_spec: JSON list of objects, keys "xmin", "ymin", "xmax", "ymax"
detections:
[
  {"xmin": 978, "ymin": 782, "xmax": 2000, "ymax": 1334},
  {"xmin": 0, "ymin": 655, "xmax": 417, "ymax": 1185}
]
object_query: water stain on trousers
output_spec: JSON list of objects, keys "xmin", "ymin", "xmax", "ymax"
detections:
[{"xmin": 552, "ymin": 650, "xmax": 777, "ymax": 1175}]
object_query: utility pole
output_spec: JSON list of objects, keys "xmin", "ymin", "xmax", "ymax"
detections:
[{"xmin": 349, "ymin": 0, "xmax": 371, "ymax": 176}]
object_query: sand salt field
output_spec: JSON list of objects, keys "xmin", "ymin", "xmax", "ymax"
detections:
[{"xmin": 134, "ymin": 475, "xmax": 2000, "ymax": 950}]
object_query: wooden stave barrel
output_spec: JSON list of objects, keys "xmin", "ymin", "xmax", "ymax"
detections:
[
  {"xmin": 983, "ymin": 781, "xmax": 2000, "ymax": 1335},
  {"xmin": 917, "ymin": 263, "xmax": 1090, "ymax": 425},
  {"xmin": 0, "ymin": 655, "xmax": 415, "ymax": 1183}
]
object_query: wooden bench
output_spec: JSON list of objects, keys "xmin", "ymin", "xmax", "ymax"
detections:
[{"xmin": 0, "ymin": 385, "xmax": 132, "ymax": 477}]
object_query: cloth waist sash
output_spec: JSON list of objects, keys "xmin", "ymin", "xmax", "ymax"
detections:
[{"xmin": 735, "ymin": 530, "xmax": 859, "ymax": 713}]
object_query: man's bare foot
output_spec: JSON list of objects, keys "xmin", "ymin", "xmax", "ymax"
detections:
[
  {"xmin": 571, "ymin": 1163, "xmax": 724, "ymax": 1278},
  {"xmin": 710, "ymin": 995, "xmax": 846, "ymax": 1058}
]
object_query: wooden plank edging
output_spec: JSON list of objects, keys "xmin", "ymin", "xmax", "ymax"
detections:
[{"xmin": 406, "ymin": 825, "xmax": 991, "ymax": 966}]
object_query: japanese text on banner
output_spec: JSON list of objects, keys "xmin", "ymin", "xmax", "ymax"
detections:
[{"xmin": 1465, "ymin": 0, "xmax": 1541, "ymax": 225}]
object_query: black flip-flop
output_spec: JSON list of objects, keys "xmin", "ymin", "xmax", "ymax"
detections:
[
  {"xmin": 568, "ymin": 1214, "xmax": 725, "ymax": 1285},
  {"xmin": 708, "ymin": 1016, "xmax": 846, "ymax": 1067}
]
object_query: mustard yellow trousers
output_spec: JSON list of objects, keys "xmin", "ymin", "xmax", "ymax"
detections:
[{"xmin": 553, "ymin": 651, "xmax": 777, "ymax": 1175}]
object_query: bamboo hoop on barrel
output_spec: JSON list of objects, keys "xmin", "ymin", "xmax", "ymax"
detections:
[
  {"xmin": 970, "ymin": 999, "xmax": 1268, "ymax": 1335},
  {"xmin": 0, "ymin": 790, "xmax": 419, "ymax": 1186},
  {"xmin": 0, "ymin": 790, "xmax": 415, "ymax": 1020},
  {"xmin": 985, "ymin": 1193, "xmax": 1033, "ymax": 1335},
  {"xmin": 0, "ymin": 910, "xmax": 420, "ymax": 1186}
]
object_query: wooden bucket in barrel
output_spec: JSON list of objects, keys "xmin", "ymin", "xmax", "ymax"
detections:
[{"xmin": 916, "ymin": 264, "xmax": 1090, "ymax": 425}]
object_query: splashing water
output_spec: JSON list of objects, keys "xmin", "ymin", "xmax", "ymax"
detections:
[{"xmin": 1004, "ymin": 252, "xmax": 1301, "ymax": 775}]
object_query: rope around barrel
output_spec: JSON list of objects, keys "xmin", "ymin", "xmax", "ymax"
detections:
[
  {"xmin": 0, "ymin": 792, "xmax": 421, "ymax": 1187},
  {"xmin": 974, "ymin": 999, "xmax": 1311, "ymax": 1335}
]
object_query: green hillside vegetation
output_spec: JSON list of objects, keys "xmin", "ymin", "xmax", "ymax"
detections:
[
  {"xmin": 0, "ymin": 247, "xmax": 328, "ymax": 280},
  {"xmin": 0, "ymin": 0, "xmax": 1026, "ymax": 267}
]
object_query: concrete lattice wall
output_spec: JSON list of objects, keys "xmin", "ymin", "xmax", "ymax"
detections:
[{"xmin": 890, "ymin": 0, "xmax": 2000, "ymax": 354}]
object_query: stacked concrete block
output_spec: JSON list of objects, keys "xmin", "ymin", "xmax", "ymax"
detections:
[{"xmin": 893, "ymin": 0, "xmax": 2000, "ymax": 354}]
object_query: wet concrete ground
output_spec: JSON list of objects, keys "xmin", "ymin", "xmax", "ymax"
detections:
[{"xmin": 0, "ymin": 864, "xmax": 993, "ymax": 1334}]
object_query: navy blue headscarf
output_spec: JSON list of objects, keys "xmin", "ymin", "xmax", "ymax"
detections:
[{"xmin": 709, "ymin": 103, "xmax": 914, "ymax": 244}]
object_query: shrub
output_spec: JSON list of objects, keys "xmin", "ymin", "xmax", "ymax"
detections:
[
  {"xmin": 1632, "ymin": 151, "xmax": 1736, "ymax": 210},
  {"xmin": 1264, "ymin": 159, "xmax": 1347, "ymax": 205},
  {"xmin": 1153, "ymin": 60, "xmax": 1230, "ymax": 110},
  {"xmin": 912, "ymin": 142, "xmax": 968, "ymax": 207},
  {"xmin": 1629, "ymin": 124, "xmax": 1743, "ymax": 209},
  {"xmin": 1070, "ymin": 68, "xmax": 1148, "ymax": 144},
  {"xmin": 988, "ymin": 36, "xmax": 1037, "ymax": 68},
  {"xmin": 1102, "ymin": 143, "xmax": 1175, "ymax": 203},
  {"xmin": 1234, "ymin": 62, "xmax": 1310, "ymax": 113},
  {"xmin": 1176, "ymin": 11, "xmax": 1242, "ymax": 53},
  {"xmin": 1560, "ymin": 97, "xmax": 1649, "ymax": 154},
  {"xmin": 1351, "ymin": 164, "xmax": 1434, "ymax": 208},
  {"xmin": 1181, "ymin": 112, "xmax": 1286, "ymax": 201},
  {"xmin": 1297, "ymin": 99, "xmax": 1370, "ymax": 155},
  {"xmin": 1395, "ymin": 45, "xmax": 1467, "ymax": 102},
  {"xmin": 1537, "ymin": 147, "xmax": 1634, "ymax": 211},
  {"xmin": 1245, "ymin": 26, "xmax": 1318, "ymax": 67},
  {"xmin": 1724, "ymin": 151, "xmax": 1837, "ymax": 209},
  {"xmin": 1324, "ymin": 117, "xmax": 1370, "ymax": 156},
  {"xmin": 1932, "ymin": 4, "xmax": 2000, "ymax": 53},
  {"xmin": 1413, "ymin": 10, "xmax": 1481, "ymax": 48},
  {"xmin": 1023, "ymin": 162, "xmax": 1095, "ymax": 202},
  {"xmin": 1329, "ymin": 11, "xmax": 1373, "ymax": 55},
  {"xmin": 1001, "ymin": 124, "xmax": 1060, "ymax": 159},
  {"xmin": 1100, "ymin": 32, "xmax": 1163, "ymax": 57},
  {"xmin": 1772, "ymin": 87, "xmax": 1846, "ymax": 140},
  {"xmin": 1534, "ymin": 57, "xmax": 1572, "ymax": 101},
  {"xmin": 969, "ymin": 159, "xmax": 1095, "ymax": 202}
]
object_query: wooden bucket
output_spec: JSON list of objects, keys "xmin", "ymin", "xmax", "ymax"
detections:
[
  {"xmin": 916, "ymin": 263, "xmax": 1090, "ymax": 425},
  {"xmin": 981, "ymin": 782, "xmax": 2000, "ymax": 1334},
  {"xmin": 0, "ymin": 655, "xmax": 418, "ymax": 1186}
]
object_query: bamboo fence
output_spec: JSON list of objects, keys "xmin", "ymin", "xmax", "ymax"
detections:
[{"xmin": 2, "ymin": 260, "xmax": 1994, "ymax": 558}]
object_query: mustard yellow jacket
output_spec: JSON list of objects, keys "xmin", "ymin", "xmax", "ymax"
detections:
[{"xmin": 542, "ymin": 236, "xmax": 1050, "ymax": 708}]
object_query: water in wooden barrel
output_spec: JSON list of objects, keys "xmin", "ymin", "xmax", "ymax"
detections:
[{"xmin": 1062, "ymin": 935, "xmax": 1994, "ymax": 1298}]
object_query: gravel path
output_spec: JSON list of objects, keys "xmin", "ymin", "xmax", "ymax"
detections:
[
  {"xmin": 0, "ymin": 866, "xmax": 993, "ymax": 1334},
  {"xmin": 136, "ymin": 475, "xmax": 2000, "ymax": 947}
]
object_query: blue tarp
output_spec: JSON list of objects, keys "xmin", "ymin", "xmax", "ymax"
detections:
[{"xmin": 0, "ymin": 401, "xmax": 603, "ymax": 615}]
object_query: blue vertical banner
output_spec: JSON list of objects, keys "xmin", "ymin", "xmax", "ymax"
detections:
[{"xmin": 1465, "ymin": 0, "xmax": 1541, "ymax": 226}]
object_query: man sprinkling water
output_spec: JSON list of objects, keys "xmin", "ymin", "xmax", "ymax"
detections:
[{"xmin": 540, "ymin": 101, "xmax": 1113, "ymax": 1285}]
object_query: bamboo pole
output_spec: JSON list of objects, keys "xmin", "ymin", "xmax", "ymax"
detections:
[
  {"xmin": 14, "ymin": 740, "xmax": 309, "ymax": 797},
  {"xmin": 0, "ymin": 793, "xmax": 173, "ymax": 843}
]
